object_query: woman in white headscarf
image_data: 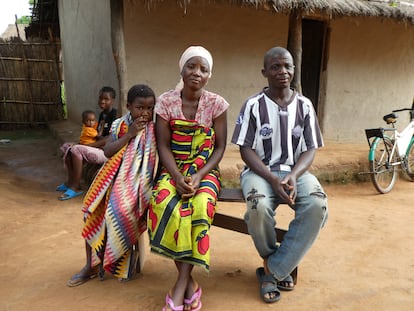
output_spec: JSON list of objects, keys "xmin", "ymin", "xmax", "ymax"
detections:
[{"xmin": 149, "ymin": 46, "xmax": 229, "ymax": 311}]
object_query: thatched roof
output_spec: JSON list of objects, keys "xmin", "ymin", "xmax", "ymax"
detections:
[
  {"xmin": 1, "ymin": 24, "xmax": 27, "ymax": 41},
  {"xmin": 139, "ymin": 0, "xmax": 414, "ymax": 23}
]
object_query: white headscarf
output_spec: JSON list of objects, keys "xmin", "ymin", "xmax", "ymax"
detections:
[{"xmin": 176, "ymin": 46, "xmax": 213, "ymax": 90}]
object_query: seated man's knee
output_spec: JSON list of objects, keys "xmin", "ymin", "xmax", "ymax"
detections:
[
  {"xmin": 308, "ymin": 190, "xmax": 328, "ymax": 225},
  {"xmin": 244, "ymin": 189, "xmax": 272, "ymax": 219}
]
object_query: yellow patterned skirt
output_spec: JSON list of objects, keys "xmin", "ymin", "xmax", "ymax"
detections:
[{"xmin": 149, "ymin": 119, "xmax": 221, "ymax": 271}]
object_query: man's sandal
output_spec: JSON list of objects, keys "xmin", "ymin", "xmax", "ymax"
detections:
[
  {"xmin": 162, "ymin": 293, "xmax": 184, "ymax": 311},
  {"xmin": 277, "ymin": 274, "xmax": 295, "ymax": 291},
  {"xmin": 256, "ymin": 267, "xmax": 281, "ymax": 303},
  {"xmin": 184, "ymin": 286, "xmax": 202, "ymax": 311}
]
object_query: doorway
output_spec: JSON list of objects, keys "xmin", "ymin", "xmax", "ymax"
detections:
[{"xmin": 301, "ymin": 19, "xmax": 326, "ymax": 113}]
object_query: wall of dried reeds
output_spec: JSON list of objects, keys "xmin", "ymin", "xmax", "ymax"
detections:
[{"xmin": 0, "ymin": 40, "xmax": 63, "ymax": 129}]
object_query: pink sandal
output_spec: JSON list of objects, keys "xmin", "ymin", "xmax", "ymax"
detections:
[
  {"xmin": 184, "ymin": 287, "xmax": 202, "ymax": 311},
  {"xmin": 162, "ymin": 293, "xmax": 184, "ymax": 311}
]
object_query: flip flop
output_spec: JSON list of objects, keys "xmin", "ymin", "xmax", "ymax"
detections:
[
  {"xmin": 58, "ymin": 188, "xmax": 83, "ymax": 201},
  {"xmin": 66, "ymin": 270, "xmax": 98, "ymax": 287},
  {"xmin": 277, "ymin": 274, "xmax": 295, "ymax": 291},
  {"xmin": 56, "ymin": 183, "xmax": 68, "ymax": 192},
  {"xmin": 184, "ymin": 286, "xmax": 202, "ymax": 311},
  {"xmin": 256, "ymin": 267, "xmax": 281, "ymax": 303},
  {"xmin": 162, "ymin": 293, "xmax": 184, "ymax": 311}
]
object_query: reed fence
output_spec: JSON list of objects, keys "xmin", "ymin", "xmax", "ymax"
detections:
[{"xmin": 0, "ymin": 40, "xmax": 63, "ymax": 129}]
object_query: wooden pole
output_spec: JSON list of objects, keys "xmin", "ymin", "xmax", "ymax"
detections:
[
  {"xmin": 14, "ymin": 15, "xmax": 21, "ymax": 40},
  {"xmin": 110, "ymin": 0, "xmax": 127, "ymax": 116},
  {"xmin": 287, "ymin": 9, "xmax": 303, "ymax": 94},
  {"xmin": 21, "ymin": 43, "xmax": 35, "ymax": 126}
]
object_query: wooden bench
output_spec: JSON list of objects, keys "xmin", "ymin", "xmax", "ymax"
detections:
[
  {"xmin": 82, "ymin": 162, "xmax": 102, "ymax": 186},
  {"xmin": 84, "ymin": 172, "xmax": 298, "ymax": 283},
  {"xmin": 214, "ymin": 188, "xmax": 298, "ymax": 284}
]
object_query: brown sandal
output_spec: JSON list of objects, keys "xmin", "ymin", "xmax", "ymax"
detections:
[{"xmin": 66, "ymin": 267, "xmax": 98, "ymax": 287}]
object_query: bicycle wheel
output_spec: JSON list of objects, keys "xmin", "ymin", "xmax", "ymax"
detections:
[
  {"xmin": 369, "ymin": 136, "xmax": 397, "ymax": 194},
  {"xmin": 403, "ymin": 139, "xmax": 414, "ymax": 181}
]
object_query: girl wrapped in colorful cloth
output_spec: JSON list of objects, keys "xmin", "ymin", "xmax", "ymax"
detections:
[
  {"xmin": 66, "ymin": 84, "xmax": 157, "ymax": 287},
  {"xmin": 149, "ymin": 46, "xmax": 229, "ymax": 311}
]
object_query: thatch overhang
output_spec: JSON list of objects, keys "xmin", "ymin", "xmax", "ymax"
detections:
[
  {"xmin": 26, "ymin": 0, "xmax": 414, "ymax": 40},
  {"xmin": 136, "ymin": 0, "xmax": 414, "ymax": 23}
]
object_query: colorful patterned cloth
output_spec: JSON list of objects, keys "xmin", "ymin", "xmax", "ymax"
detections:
[
  {"xmin": 149, "ymin": 119, "xmax": 221, "ymax": 271},
  {"xmin": 81, "ymin": 113, "xmax": 157, "ymax": 279}
]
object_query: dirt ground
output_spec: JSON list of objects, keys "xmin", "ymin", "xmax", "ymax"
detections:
[{"xmin": 1, "ymin": 129, "xmax": 414, "ymax": 311}]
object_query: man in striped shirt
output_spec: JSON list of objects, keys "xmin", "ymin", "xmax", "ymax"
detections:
[{"xmin": 231, "ymin": 46, "xmax": 328, "ymax": 303}]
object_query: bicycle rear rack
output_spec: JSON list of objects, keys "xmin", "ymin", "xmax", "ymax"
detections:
[{"xmin": 365, "ymin": 127, "xmax": 396, "ymax": 149}]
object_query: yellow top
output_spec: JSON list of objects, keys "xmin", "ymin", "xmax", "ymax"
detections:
[{"xmin": 79, "ymin": 124, "xmax": 98, "ymax": 145}]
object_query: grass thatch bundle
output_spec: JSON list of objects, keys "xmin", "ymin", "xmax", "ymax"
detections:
[{"xmin": 134, "ymin": 0, "xmax": 414, "ymax": 23}]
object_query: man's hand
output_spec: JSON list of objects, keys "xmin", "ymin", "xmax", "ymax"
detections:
[
  {"xmin": 270, "ymin": 177, "xmax": 294, "ymax": 206},
  {"xmin": 281, "ymin": 174, "xmax": 297, "ymax": 205}
]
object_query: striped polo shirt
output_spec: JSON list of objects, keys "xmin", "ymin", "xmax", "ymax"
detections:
[{"xmin": 231, "ymin": 89, "xmax": 323, "ymax": 172}]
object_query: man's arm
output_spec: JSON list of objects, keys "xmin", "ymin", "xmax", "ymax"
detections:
[
  {"xmin": 289, "ymin": 149, "xmax": 315, "ymax": 179},
  {"xmin": 281, "ymin": 149, "xmax": 316, "ymax": 203},
  {"xmin": 240, "ymin": 146, "xmax": 292, "ymax": 204}
]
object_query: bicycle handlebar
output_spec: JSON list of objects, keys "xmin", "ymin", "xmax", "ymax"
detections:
[
  {"xmin": 392, "ymin": 108, "xmax": 412, "ymax": 113},
  {"xmin": 390, "ymin": 99, "xmax": 414, "ymax": 120},
  {"xmin": 412, "ymin": 100, "xmax": 414, "ymax": 120}
]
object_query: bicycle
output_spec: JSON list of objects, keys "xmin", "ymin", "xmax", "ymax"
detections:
[{"xmin": 365, "ymin": 102, "xmax": 414, "ymax": 193}]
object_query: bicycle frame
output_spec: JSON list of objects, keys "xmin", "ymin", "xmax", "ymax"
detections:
[
  {"xmin": 395, "ymin": 121, "xmax": 414, "ymax": 157},
  {"xmin": 367, "ymin": 110, "xmax": 414, "ymax": 163},
  {"xmin": 364, "ymin": 102, "xmax": 414, "ymax": 194},
  {"xmin": 366, "ymin": 128, "xmax": 395, "ymax": 162}
]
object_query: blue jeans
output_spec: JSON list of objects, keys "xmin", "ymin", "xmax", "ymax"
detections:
[{"xmin": 240, "ymin": 170, "xmax": 328, "ymax": 281}]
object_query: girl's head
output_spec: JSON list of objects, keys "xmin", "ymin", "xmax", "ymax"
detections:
[
  {"xmin": 98, "ymin": 86, "xmax": 116, "ymax": 112},
  {"xmin": 176, "ymin": 46, "xmax": 213, "ymax": 90},
  {"xmin": 127, "ymin": 84, "xmax": 156, "ymax": 122},
  {"xmin": 82, "ymin": 110, "xmax": 97, "ymax": 128}
]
